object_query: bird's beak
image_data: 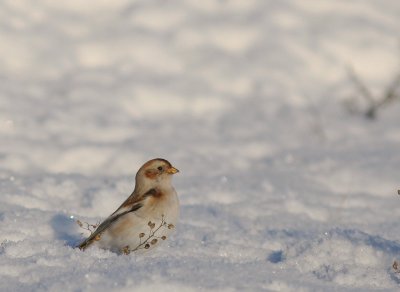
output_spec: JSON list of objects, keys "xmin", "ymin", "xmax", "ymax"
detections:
[{"xmin": 166, "ymin": 166, "xmax": 179, "ymax": 174}]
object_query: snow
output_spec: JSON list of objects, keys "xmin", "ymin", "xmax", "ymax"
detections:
[{"xmin": 1, "ymin": 0, "xmax": 400, "ymax": 290}]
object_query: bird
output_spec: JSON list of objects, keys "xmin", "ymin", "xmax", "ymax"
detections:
[{"xmin": 77, "ymin": 158, "xmax": 180, "ymax": 254}]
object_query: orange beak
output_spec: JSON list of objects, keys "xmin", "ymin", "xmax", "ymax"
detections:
[{"xmin": 166, "ymin": 166, "xmax": 179, "ymax": 174}]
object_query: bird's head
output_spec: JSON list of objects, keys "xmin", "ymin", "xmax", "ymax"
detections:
[{"xmin": 135, "ymin": 158, "xmax": 179, "ymax": 192}]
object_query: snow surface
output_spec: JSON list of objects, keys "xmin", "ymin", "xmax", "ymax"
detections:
[{"xmin": 1, "ymin": 0, "xmax": 400, "ymax": 291}]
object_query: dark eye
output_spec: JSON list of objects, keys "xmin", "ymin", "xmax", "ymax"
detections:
[{"xmin": 157, "ymin": 166, "xmax": 163, "ymax": 171}]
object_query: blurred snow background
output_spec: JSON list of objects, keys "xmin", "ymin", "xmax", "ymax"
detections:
[{"xmin": 1, "ymin": 0, "xmax": 400, "ymax": 291}]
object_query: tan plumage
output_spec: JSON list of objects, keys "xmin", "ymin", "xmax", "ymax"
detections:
[{"xmin": 77, "ymin": 158, "xmax": 179, "ymax": 254}]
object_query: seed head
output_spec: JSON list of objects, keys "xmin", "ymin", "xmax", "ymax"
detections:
[
  {"xmin": 144, "ymin": 243, "xmax": 150, "ymax": 249},
  {"xmin": 139, "ymin": 233, "xmax": 145, "ymax": 238},
  {"xmin": 122, "ymin": 246, "xmax": 130, "ymax": 255},
  {"xmin": 151, "ymin": 239, "xmax": 158, "ymax": 245}
]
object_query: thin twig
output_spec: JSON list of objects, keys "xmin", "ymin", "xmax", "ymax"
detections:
[
  {"xmin": 130, "ymin": 215, "xmax": 169, "ymax": 252},
  {"xmin": 76, "ymin": 220, "xmax": 99, "ymax": 235},
  {"xmin": 347, "ymin": 66, "xmax": 375, "ymax": 103},
  {"xmin": 347, "ymin": 66, "xmax": 400, "ymax": 119}
]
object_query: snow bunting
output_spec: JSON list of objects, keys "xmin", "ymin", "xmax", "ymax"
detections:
[{"xmin": 77, "ymin": 158, "xmax": 179, "ymax": 254}]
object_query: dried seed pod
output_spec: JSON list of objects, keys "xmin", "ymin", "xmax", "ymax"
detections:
[
  {"xmin": 94, "ymin": 234, "xmax": 101, "ymax": 241},
  {"xmin": 144, "ymin": 243, "xmax": 150, "ymax": 249},
  {"xmin": 161, "ymin": 236, "xmax": 167, "ymax": 240},
  {"xmin": 76, "ymin": 220, "xmax": 83, "ymax": 227},
  {"xmin": 150, "ymin": 223, "xmax": 156, "ymax": 229},
  {"xmin": 139, "ymin": 233, "xmax": 145, "ymax": 238},
  {"xmin": 151, "ymin": 239, "xmax": 158, "ymax": 245},
  {"xmin": 122, "ymin": 246, "xmax": 130, "ymax": 255},
  {"xmin": 148, "ymin": 221, "xmax": 152, "ymax": 227},
  {"xmin": 167, "ymin": 224, "xmax": 175, "ymax": 229}
]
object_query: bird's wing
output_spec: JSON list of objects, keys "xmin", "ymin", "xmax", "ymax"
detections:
[{"xmin": 76, "ymin": 189, "xmax": 158, "ymax": 250}]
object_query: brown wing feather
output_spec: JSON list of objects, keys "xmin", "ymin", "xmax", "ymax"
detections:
[
  {"xmin": 77, "ymin": 202, "xmax": 143, "ymax": 250},
  {"xmin": 76, "ymin": 188, "xmax": 159, "ymax": 250}
]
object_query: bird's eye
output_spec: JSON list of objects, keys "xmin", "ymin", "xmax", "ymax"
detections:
[{"xmin": 157, "ymin": 166, "xmax": 163, "ymax": 171}]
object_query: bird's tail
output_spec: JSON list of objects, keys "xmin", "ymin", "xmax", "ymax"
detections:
[{"xmin": 76, "ymin": 238, "xmax": 91, "ymax": 250}]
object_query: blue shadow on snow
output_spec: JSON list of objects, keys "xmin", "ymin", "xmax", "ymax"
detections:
[{"xmin": 50, "ymin": 213, "xmax": 81, "ymax": 248}]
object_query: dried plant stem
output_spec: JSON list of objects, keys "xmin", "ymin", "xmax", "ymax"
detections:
[
  {"xmin": 76, "ymin": 220, "xmax": 99, "ymax": 235},
  {"xmin": 76, "ymin": 215, "xmax": 173, "ymax": 255},
  {"xmin": 347, "ymin": 66, "xmax": 400, "ymax": 119},
  {"xmin": 125, "ymin": 215, "xmax": 172, "ymax": 254},
  {"xmin": 393, "ymin": 261, "xmax": 400, "ymax": 273}
]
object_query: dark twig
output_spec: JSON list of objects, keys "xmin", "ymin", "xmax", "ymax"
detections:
[
  {"xmin": 347, "ymin": 66, "xmax": 400, "ymax": 119},
  {"xmin": 124, "ymin": 214, "xmax": 172, "ymax": 254},
  {"xmin": 76, "ymin": 220, "xmax": 99, "ymax": 235},
  {"xmin": 76, "ymin": 215, "xmax": 173, "ymax": 255}
]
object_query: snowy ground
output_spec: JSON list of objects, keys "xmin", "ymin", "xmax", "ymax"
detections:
[{"xmin": 1, "ymin": 0, "xmax": 400, "ymax": 291}]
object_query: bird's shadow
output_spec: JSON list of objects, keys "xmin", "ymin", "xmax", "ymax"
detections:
[{"xmin": 50, "ymin": 214, "xmax": 82, "ymax": 248}]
